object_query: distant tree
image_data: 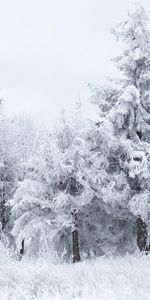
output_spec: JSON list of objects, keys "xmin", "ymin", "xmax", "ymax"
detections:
[
  {"xmin": 0, "ymin": 106, "xmax": 17, "ymax": 231},
  {"xmin": 0, "ymin": 110, "xmax": 42, "ymax": 256}
]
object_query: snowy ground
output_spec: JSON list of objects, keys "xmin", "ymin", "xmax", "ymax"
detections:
[{"xmin": 0, "ymin": 254, "xmax": 150, "ymax": 300}]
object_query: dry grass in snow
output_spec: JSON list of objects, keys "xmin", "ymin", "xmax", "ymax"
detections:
[{"xmin": 0, "ymin": 254, "xmax": 150, "ymax": 300}]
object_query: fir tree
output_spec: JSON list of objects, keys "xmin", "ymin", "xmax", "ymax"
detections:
[
  {"xmin": 10, "ymin": 109, "xmax": 94, "ymax": 261},
  {"xmin": 90, "ymin": 5, "xmax": 150, "ymax": 251}
]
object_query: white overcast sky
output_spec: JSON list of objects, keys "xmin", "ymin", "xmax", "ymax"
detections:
[{"xmin": 0, "ymin": 0, "xmax": 150, "ymax": 126}]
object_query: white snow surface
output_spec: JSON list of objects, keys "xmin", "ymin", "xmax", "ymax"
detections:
[{"xmin": 0, "ymin": 254, "xmax": 150, "ymax": 300}]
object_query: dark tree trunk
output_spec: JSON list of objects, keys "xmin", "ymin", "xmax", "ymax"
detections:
[
  {"xmin": 72, "ymin": 210, "xmax": 80, "ymax": 263},
  {"xmin": 136, "ymin": 217, "xmax": 149, "ymax": 251},
  {"xmin": 19, "ymin": 239, "xmax": 25, "ymax": 259}
]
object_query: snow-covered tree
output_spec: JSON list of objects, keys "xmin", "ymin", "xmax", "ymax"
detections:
[
  {"xmin": 90, "ymin": 4, "xmax": 150, "ymax": 251},
  {"xmin": 0, "ymin": 109, "xmax": 43, "ymax": 256},
  {"xmin": 0, "ymin": 106, "xmax": 17, "ymax": 231},
  {"xmin": 10, "ymin": 109, "xmax": 95, "ymax": 261},
  {"xmin": 112, "ymin": 5, "xmax": 150, "ymax": 247}
]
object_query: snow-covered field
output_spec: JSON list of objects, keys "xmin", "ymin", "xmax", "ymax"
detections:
[{"xmin": 0, "ymin": 254, "xmax": 150, "ymax": 300}]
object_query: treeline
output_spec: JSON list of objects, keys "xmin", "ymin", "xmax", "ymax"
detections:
[{"xmin": 0, "ymin": 5, "xmax": 150, "ymax": 262}]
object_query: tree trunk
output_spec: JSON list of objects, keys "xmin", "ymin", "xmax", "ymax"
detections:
[
  {"xmin": 136, "ymin": 217, "xmax": 149, "ymax": 251},
  {"xmin": 19, "ymin": 239, "xmax": 25, "ymax": 259},
  {"xmin": 72, "ymin": 210, "xmax": 80, "ymax": 263}
]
